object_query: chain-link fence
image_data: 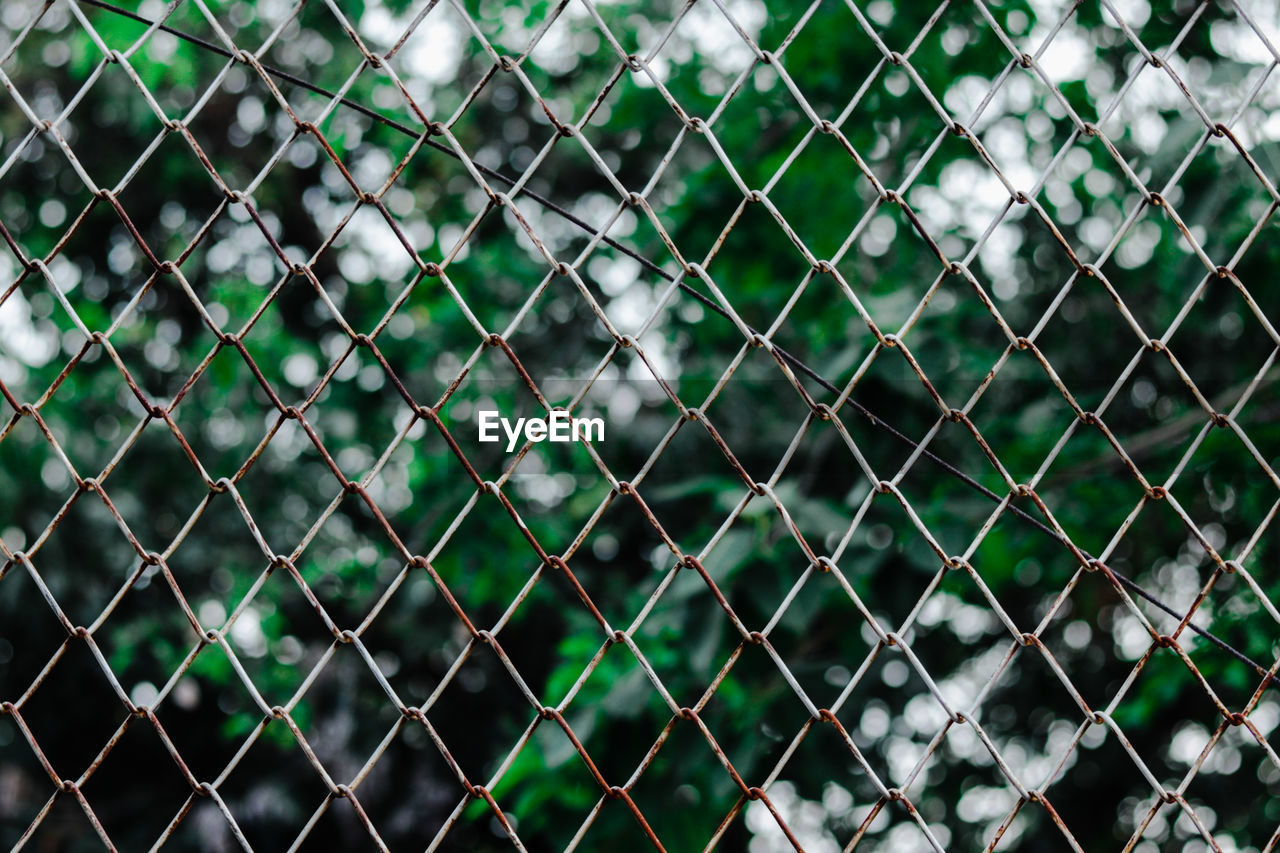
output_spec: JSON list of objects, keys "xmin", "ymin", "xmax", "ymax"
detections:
[{"xmin": 2, "ymin": 0, "xmax": 1279, "ymax": 850}]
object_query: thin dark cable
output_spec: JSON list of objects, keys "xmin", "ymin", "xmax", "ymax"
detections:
[
  {"xmin": 80, "ymin": 0, "xmax": 1278, "ymax": 689},
  {"xmin": 78, "ymin": 0, "xmax": 680, "ymax": 282}
]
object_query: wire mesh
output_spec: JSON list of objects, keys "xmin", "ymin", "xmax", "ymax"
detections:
[{"xmin": 1, "ymin": 0, "xmax": 1279, "ymax": 850}]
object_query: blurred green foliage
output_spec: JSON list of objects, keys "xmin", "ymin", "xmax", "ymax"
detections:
[{"xmin": 2, "ymin": 0, "xmax": 1279, "ymax": 851}]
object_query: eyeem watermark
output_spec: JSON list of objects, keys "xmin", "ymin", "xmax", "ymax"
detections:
[{"xmin": 478, "ymin": 410, "xmax": 604, "ymax": 452}]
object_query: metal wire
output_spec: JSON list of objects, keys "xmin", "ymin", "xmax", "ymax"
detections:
[
  {"xmin": 1, "ymin": 0, "xmax": 1279, "ymax": 851},
  {"xmin": 67, "ymin": 0, "xmax": 1280, "ymax": 697}
]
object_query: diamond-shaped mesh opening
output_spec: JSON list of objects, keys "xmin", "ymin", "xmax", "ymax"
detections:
[
  {"xmin": 209, "ymin": 719, "xmax": 336, "ymax": 849},
  {"xmin": 18, "ymin": 789, "xmax": 112, "ymax": 851},
  {"xmin": 16, "ymin": 636, "xmax": 130, "ymax": 778},
  {"xmin": 79, "ymin": 716, "xmax": 195, "ymax": 846}
]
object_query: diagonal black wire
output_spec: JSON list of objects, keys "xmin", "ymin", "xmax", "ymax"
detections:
[{"xmin": 76, "ymin": 0, "xmax": 1279, "ymax": 690}]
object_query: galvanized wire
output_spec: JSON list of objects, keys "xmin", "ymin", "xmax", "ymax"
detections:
[{"xmin": 1, "ymin": 0, "xmax": 1278, "ymax": 851}]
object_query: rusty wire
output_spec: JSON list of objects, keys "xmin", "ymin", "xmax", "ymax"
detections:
[
  {"xmin": 1, "ymin": 0, "xmax": 1279, "ymax": 851},
  {"xmin": 59, "ymin": 0, "xmax": 1280, "ymax": 696}
]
